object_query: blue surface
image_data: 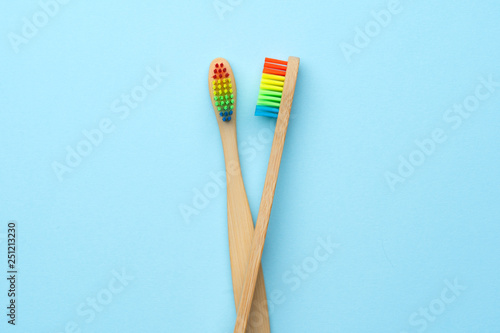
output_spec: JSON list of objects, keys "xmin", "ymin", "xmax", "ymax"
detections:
[{"xmin": 1, "ymin": 1, "xmax": 500, "ymax": 332}]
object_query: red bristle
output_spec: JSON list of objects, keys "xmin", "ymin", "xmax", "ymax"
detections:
[
  {"xmin": 223, "ymin": 68, "xmax": 226, "ymax": 72},
  {"xmin": 263, "ymin": 68, "xmax": 287, "ymax": 76},
  {"xmin": 215, "ymin": 63, "xmax": 219, "ymax": 68},
  {"xmin": 213, "ymin": 75, "xmax": 217, "ymax": 79},
  {"xmin": 214, "ymin": 69, "xmax": 217, "ymax": 74},
  {"xmin": 218, "ymin": 69, "xmax": 222, "ymax": 73},
  {"xmin": 220, "ymin": 63, "xmax": 224, "ymax": 67},
  {"xmin": 225, "ymin": 73, "xmax": 229, "ymax": 77},
  {"xmin": 219, "ymin": 74, "xmax": 223, "ymax": 78},
  {"xmin": 265, "ymin": 58, "xmax": 288, "ymax": 65},
  {"xmin": 264, "ymin": 63, "xmax": 287, "ymax": 71}
]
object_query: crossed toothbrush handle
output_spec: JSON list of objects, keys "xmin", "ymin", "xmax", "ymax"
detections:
[{"xmin": 234, "ymin": 56, "xmax": 300, "ymax": 333}]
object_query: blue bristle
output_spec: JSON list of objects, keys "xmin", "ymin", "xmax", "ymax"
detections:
[
  {"xmin": 255, "ymin": 105, "xmax": 279, "ymax": 118},
  {"xmin": 255, "ymin": 110, "xmax": 278, "ymax": 118},
  {"xmin": 255, "ymin": 105, "xmax": 279, "ymax": 113}
]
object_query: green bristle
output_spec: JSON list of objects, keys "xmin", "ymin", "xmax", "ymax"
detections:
[{"xmin": 259, "ymin": 90, "xmax": 282, "ymax": 98}]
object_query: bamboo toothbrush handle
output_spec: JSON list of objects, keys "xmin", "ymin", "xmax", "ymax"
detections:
[
  {"xmin": 234, "ymin": 56, "xmax": 300, "ymax": 333},
  {"xmin": 223, "ymin": 125, "xmax": 271, "ymax": 333},
  {"xmin": 227, "ymin": 166, "xmax": 270, "ymax": 333},
  {"xmin": 210, "ymin": 57, "xmax": 270, "ymax": 332}
]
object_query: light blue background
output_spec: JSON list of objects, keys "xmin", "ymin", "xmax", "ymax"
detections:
[{"xmin": 1, "ymin": 0, "xmax": 499, "ymax": 332}]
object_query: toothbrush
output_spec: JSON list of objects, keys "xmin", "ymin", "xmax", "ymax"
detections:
[
  {"xmin": 208, "ymin": 58, "xmax": 271, "ymax": 333},
  {"xmin": 234, "ymin": 57, "xmax": 300, "ymax": 333}
]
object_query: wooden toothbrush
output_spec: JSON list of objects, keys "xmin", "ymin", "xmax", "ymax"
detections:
[
  {"xmin": 234, "ymin": 57, "xmax": 300, "ymax": 333},
  {"xmin": 208, "ymin": 58, "xmax": 271, "ymax": 333}
]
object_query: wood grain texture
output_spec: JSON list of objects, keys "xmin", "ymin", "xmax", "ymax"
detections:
[
  {"xmin": 209, "ymin": 58, "xmax": 270, "ymax": 333},
  {"xmin": 234, "ymin": 56, "xmax": 300, "ymax": 333}
]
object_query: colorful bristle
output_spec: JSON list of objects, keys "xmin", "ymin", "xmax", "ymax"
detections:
[
  {"xmin": 212, "ymin": 62, "xmax": 233, "ymax": 122},
  {"xmin": 255, "ymin": 58, "xmax": 288, "ymax": 118}
]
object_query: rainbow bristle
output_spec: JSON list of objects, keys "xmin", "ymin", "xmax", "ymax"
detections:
[
  {"xmin": 255, "ymin": 58, "xmax": 288, "ymax": 118},
  {"xmin": 212, "ymin": 62, "xmax": 233, "ymax": 122}
]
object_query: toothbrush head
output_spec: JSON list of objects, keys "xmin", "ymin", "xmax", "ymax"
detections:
[
  {"xmin": 255, "ymin": 58, "xmax": 288, "ymax": 118},
  {"xmin": 209, "ymin": 58, "xmax": 235, "ymax": 123}
]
